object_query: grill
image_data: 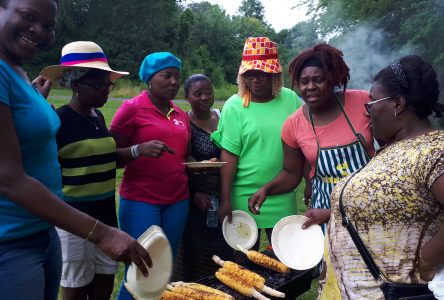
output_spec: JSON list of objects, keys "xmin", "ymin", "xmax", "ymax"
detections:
[{"xmin": 195, "ymin": 250, "xmax": 313, "ymax": 299}]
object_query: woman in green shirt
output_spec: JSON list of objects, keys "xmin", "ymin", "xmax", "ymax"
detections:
[{"xmin": 211, "ymin": 37, "xmax": 302, "ymax": 248}]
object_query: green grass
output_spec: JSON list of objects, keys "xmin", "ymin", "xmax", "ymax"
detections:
[{"xmin": 49, "ymin": 93, "xmax": 317, "ymax": 300}]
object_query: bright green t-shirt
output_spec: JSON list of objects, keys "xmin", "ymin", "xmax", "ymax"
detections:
[{"xmin": 211, "ymin": 87, "xmax": 302, "ymax": 228}]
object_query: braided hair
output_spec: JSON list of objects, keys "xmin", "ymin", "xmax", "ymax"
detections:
[
  {"xmin": 374, "ymin": 55, "xmax": 443, "ymax": 118},
  {"xmin": 288, "ymin": 43, "xmax": 350, "ymax": 94}
]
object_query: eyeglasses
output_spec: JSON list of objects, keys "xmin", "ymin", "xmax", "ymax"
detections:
[
  {"xmin": 364, "ymin": 96, "xmax": 393, "ymax": 113},
  {"xmin": 78, "ymin": 81, "xmax": 115, "ymax": 94},
  {"xmin": 243, "ymin": 72, "xmax": 270, "ymax": 80}
]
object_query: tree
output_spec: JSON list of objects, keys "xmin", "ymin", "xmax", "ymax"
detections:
[{"xmin": 238, "ymin": 0, "xmax": 265, "ymax": 22}]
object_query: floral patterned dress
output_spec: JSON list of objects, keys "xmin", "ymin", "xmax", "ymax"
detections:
[{"xmin": 320, "ymin": 130, "xmax": 444, "ymax": 299}]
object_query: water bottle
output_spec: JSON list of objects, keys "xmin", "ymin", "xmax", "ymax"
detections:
[{"xmin": 206, "ymin": 195, "xmax": 219, "ymax": 228}]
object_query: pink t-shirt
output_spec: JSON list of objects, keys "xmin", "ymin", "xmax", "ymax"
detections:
[
  {"xmin": 281, "ymin": 90, "xmax": 375, "ymax": 179},
  {"xmin": 110, "ymin": 91, "xmax": 190, "ymax": 204}
]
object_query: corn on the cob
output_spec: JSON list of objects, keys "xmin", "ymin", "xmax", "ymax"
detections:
[
  {"xmin": 237, "ymin": 245, "xmax": 290, "ymax": 273},
  {"xmin": 212, "ymin": 255, "xmax": 265, "ymax": 285},
  {"xmin": 215, "ymin": 269, "xmax": 270, "ymax": 300},
  {"xmin": 171, "ymin": 281, "xmax": 233, "ymax": 299},
  {"xmin": 168, "ymin": 282, "xmax": 233, "ymax": 300},
  {"xmin": 160, "ymin": 290, "xmax": 194, "ymax": 300}
]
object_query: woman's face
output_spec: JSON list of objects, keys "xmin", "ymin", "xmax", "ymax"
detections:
[
  {"xmin": 73, "ymin": 70, "xmax": 113, "ymax": 109},
  {"xmin": 149, "ymin": 67, "xmax": 180, "ymax": 101},
  {"xmin": 243, "ymin": 70, "xmax": 272, "ymax": 99},
  {"xmin": 368, "ymin": 81, "xmax": 397, "ymax": 142},
  {"xmin": 0, "ymin": 0, "xmax": 57, "ymax": 65},
  {"xmin": 297, "ymin": 66, "xmax": 330, "ymax": 110},
  {"xmin": 186, "ymin": 79, "xmax": 214, "ymax": 113}
]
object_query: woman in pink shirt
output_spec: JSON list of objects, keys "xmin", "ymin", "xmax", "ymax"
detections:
[
  {"xmin": 110, "ymin": 52, "xmax": 192, "ymax": 300},
  {"xmin": 249, "ymin": 43, "xmax": 375, "ymax": 230}
]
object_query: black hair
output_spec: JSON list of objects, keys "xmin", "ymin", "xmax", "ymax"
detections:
[
  {"xmin": 184, "ymin": 74, "xmax": 212, "ymax": 96},
  {"xmin": 374, "ymin": 55, "xmax": 442, "ymax": 118}
]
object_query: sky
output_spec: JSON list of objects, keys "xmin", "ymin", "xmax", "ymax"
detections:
[{"xmin": 188, "ymin": 0, "xmax": 310, "ymax": 31}]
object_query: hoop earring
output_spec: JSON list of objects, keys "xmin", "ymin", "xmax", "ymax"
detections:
[{"xmin": 395, "ymin": 111, "xmax": 399, "ymax": 117}]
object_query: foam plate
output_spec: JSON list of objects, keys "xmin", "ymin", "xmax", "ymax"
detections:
[
  {"xmin": 271, "ymin": 215, "xmax": 324, "ymax": 270},
  {"xmin": 126, "ymin": 225, "xmax": 172, "ymax": 300},
  {"xmin": 222, "ymin": 210, "xmax": 258, "ymax": 250},
  {"xmin": 183, "ymin": 161, "xmax": 226, "ymax": 168}
]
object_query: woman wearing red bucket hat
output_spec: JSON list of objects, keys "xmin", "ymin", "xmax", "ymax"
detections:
[{"xmin": 211, "ymin": 37, "xmax": 302, "ymax": 248}]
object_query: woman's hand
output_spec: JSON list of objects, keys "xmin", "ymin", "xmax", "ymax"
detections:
[
  {"xmin": 218, "ymin": 199, "xmax": 232, "ymax": 223},
  {"xmin": 138, "ymin": 140, "xmax": 175, "ymax": 158},
  {"xmin": 95, "ymin": 225, "xmax": 153, "ymax": 277},
  {"xmin": 248, "ymin": 187, "xmax": 267, "ymax": 215},
  {"xmin": 302, "ymin": 208, "xmax": 331, "ymax": 229},
  {"xmin": 32, "ymin": 75, "xmax": 52, "ymax": 99},
  {"xmin": 192, "ymin": 192, "xmax": 211, "ymax": 212}
]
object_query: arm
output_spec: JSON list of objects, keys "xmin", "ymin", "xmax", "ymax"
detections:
[
  {"xmin": 0, "ymin": 104, "xmax": 152, "ymax": 275},
  {"xmin": 418, "ymin": 174, "xmax": 444, "ymax": 280},
  {"xmin": 248, "ymin": 141, "xmax": 304, "ymax": 214},
  {"xmin": 218, "ymin": 149, "xmax": 238, "ymax": 223},
  {"xmin": 111, "ymin": 130, "xmax": 175, "ymax": 167}
]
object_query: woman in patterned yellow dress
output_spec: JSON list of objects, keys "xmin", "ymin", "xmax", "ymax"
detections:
[{"xmin": 307, "ymin": 55, "xmax": 444, "ymax": 299}]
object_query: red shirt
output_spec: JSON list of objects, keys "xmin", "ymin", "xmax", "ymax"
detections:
[{"xmin": 110, "ymin": 91, "xmax": 190, "ymax": 204}]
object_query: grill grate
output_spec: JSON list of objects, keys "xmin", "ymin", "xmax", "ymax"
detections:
[{"xmin": 195, "ymin": 250, "xmax": 312, "ymax": 299}]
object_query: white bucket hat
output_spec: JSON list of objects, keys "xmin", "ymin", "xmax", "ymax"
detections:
[{"xmin": 40, "ymin": 41, "xmax": 128, "ymax": 84}]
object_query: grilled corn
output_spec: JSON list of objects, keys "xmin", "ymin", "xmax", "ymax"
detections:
[
  {"xmin": 168, "ymin": 282, "xmax": 233, "ymax": 300},
  {"xmin": 237, "ymin": 245, "xmax": 290, "ymax": 273},
  {"xmin": 215, "ymin": 269, "xmax": 270, "ymax": 300},
  {"xmin": 160, "ymin": 290, "xmax": 194, "ymax": 300},
  {"xmin": 212, "ymin": 255, "xmax": 265, "ymax": 285}
]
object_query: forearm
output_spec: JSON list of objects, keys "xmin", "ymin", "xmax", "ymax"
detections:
[
  {"xmin": 263, "ymin": 169, "xmax": 302, "ymax": 196},
  {"xmin": 116, "ymin": 146, "xmax": 137, "ymax": 167},
  {"xmin": 220, "ymin": 151, "xmax": 238, "ymax": 206},
  {"xmin": 420, "ymin": 222, "xmax": 444, "ymax": 268}
]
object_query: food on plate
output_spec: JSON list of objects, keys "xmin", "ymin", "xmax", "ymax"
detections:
[
  {"xmin": 212, "ymin": 255, "xmax": 285, "ymax": 298},
  {"xmin": 215, "ymin": 269, "xmax": 270, "ymax": 300},
  {"xmin": 236, "ymin": 245, "xmax": 290, "ymax": 274},
  {"xmin": 168, "ymin": 281, "xmax": 233, "ymax": 300}
]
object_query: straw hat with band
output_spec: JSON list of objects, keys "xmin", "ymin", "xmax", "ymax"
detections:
[
  {"xmin": 239, "ymin": 37, "xmax": 282, "ymax": 107},
  {"xmin": 40, "ymin": 41, "xmax": 128, "ymax": 88}
]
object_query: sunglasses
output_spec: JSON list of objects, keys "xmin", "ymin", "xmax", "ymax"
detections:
[
  {"xmin": 243, "ymin": 72, "xmax": 270, "ymax": 81},
  {"xmin": 78, "ymin": 81, "xmax": 115, "ymax": 94},
  {"xmin": 364, "ymin": 96, "xmax": 393, "ymax": 113}
]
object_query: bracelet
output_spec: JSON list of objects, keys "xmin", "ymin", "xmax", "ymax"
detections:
[
  {"xmin": 85, "ymin": 219, "xmax": 99, "ymax": 241},
  {"xmin": 130, "ymin": 144, "xmax": 140, "ymax": 159}
]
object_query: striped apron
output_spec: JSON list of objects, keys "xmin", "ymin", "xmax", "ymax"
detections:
[{"xmin": 309, "ymin": 96, "xmax": 371, "ymax": 213}]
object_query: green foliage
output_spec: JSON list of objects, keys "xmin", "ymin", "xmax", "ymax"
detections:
[{"xmin": 238, "ymin": 0, "xmax": 265, "ymax": 22}]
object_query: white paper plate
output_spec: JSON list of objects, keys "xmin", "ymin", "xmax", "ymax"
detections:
[
  {"xmin": 126, "ymin": 225, "xmax": 172, "ymax": 300},
  {"xmin": 271, "ymin": 215, "xmax": 324, "ymax": 270},
  {"xmin": 222, "ymin": 210, "xmax": 258, "ymax": 250},
  {"xmin": 183, "ymin": 161, "xmax": 226, "ymax": 168}
]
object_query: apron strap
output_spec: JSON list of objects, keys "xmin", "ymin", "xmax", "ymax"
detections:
[{"xmin": 309, "ymin": 92, "xmax": 371, "ymax": 159}]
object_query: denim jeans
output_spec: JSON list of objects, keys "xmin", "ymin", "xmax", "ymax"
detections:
[
  {"xmin": 0, "ymin": 226, "xmax": 62, "ymax": 300},
  {"xmin": 117, "ymin": 197, "xmax": 189, "ymax": 300}
]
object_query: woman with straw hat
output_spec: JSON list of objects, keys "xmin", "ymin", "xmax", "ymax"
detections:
[
  {"xmin": 211, "ymin": 37, "xmax": 302, "ymax": 250},
  {"xmin": 0, "ymin": 1, "xmax": 151, "ymax": 299},
  {"xmin": 40, "ymin": 41, "xmax": 128, "ymax": 300}
]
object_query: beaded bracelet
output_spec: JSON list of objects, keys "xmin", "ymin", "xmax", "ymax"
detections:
[{"xmin": 85, "ymin": 219, "xmax": 99, "ymax": 241}]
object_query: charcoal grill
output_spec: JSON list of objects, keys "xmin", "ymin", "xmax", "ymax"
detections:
[{"xmin": 195, "ymin": 250, "xmax": 312, "ymax": 299}]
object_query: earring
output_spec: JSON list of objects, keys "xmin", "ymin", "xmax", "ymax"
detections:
[{"xmin": 395, "ymin": 111, "xmax": 399, "ymax": 117}]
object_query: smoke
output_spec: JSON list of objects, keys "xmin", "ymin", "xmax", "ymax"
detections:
[{"xmin": 332, "ymin": 25, "xmax": 417, "ymax": 90}]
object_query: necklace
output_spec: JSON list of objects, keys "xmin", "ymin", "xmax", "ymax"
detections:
[{"xmin": 69, "ymin": 106, "xmax": 99, "ymax": 130}]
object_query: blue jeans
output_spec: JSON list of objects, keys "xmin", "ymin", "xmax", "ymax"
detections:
[
  {"xmin": 0, "ymin": 226, "xmax": 62, "ymax": 300},
  {"xmin": 117, "ymin": 197, "xmax": 189, "ymax": 300}
]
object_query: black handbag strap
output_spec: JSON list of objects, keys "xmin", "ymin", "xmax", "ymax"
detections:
[{"xmin": 339, "ymin": 171, "xmax": 385, "ymax": 282}]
